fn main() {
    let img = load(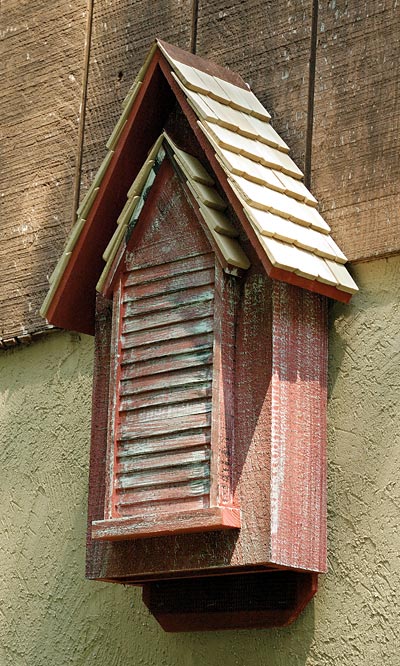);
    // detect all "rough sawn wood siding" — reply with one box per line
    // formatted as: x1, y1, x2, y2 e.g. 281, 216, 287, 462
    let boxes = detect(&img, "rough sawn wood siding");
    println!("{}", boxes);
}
3, 2, 399, 339
1, 0, 87, 343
